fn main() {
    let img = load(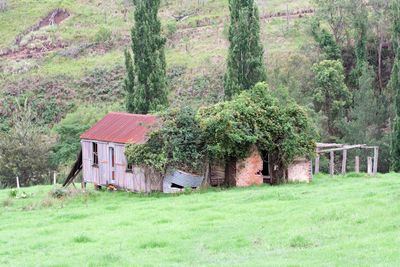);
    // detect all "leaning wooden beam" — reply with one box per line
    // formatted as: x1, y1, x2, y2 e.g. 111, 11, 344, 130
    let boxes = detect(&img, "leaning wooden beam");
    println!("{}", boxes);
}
341, 149, 347, 175
63, 149, 83, 187
373, 147, 379, 176
330, 151, 334, 177
316, 143, 344, 148
360, 145, 379, 149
